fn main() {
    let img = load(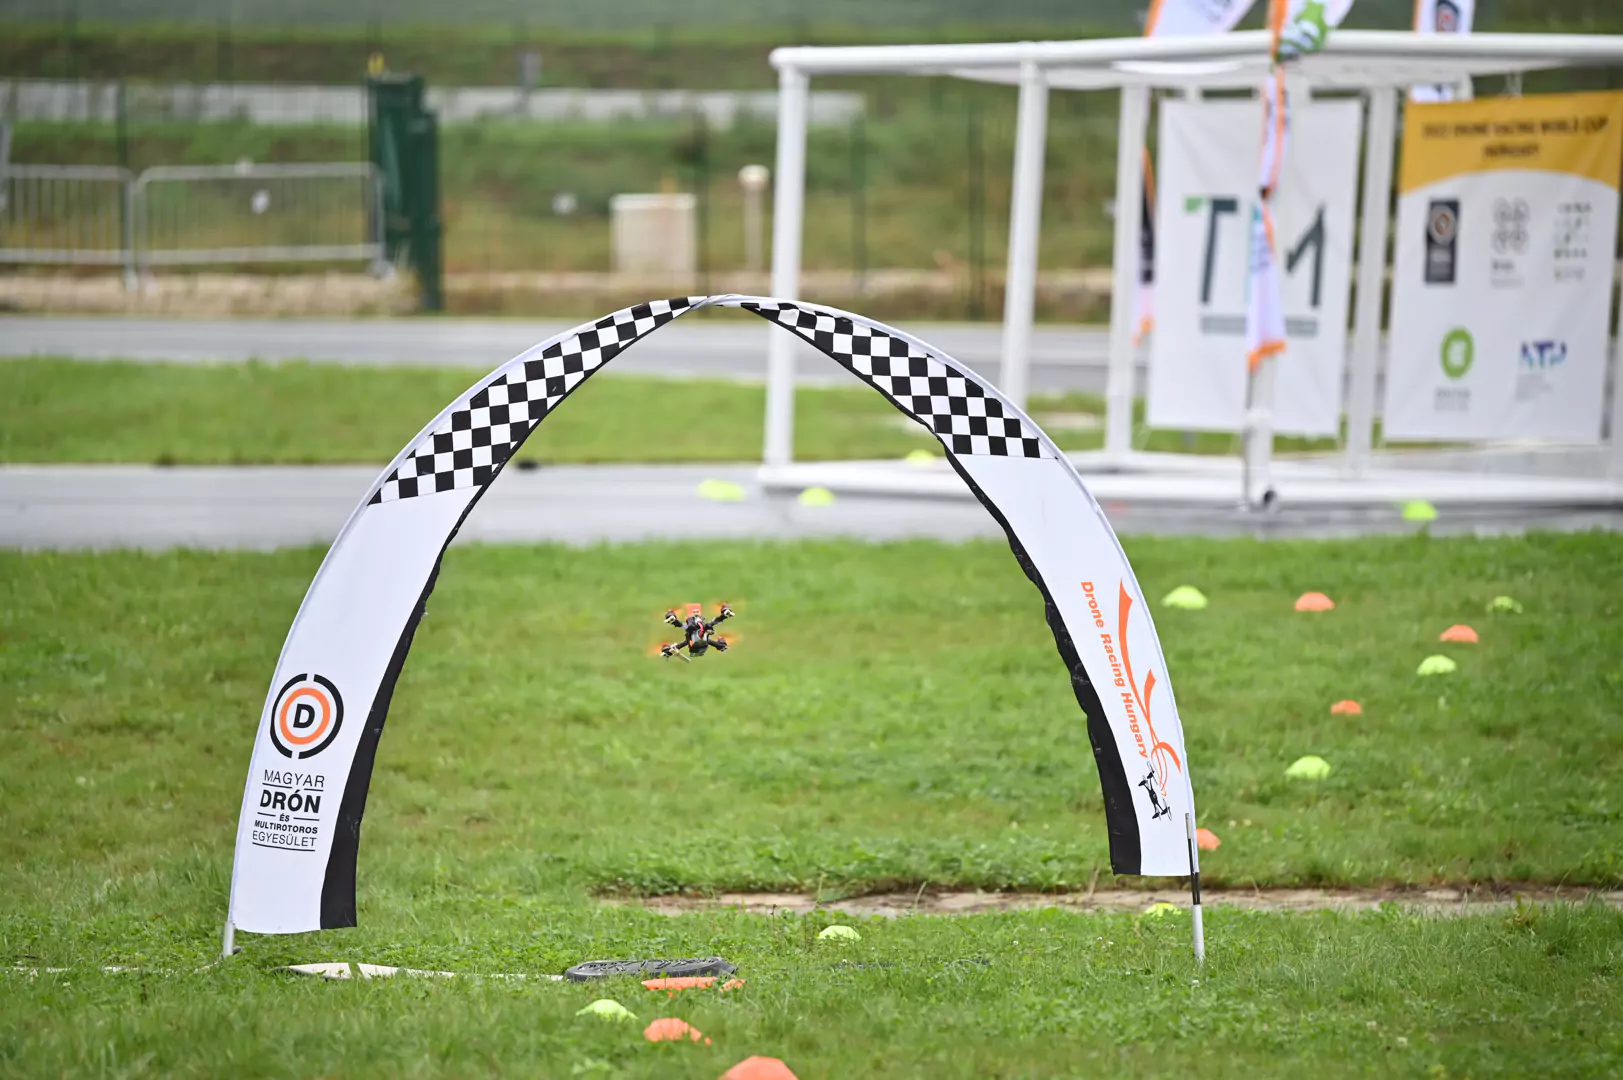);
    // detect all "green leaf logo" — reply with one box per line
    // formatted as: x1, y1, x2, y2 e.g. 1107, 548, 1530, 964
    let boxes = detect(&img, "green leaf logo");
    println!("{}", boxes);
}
1440, 328, 1474, 380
